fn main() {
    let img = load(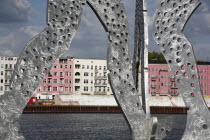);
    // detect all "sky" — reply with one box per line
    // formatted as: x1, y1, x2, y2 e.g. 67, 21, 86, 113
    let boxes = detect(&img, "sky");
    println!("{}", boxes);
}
0, 0, 210, 61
